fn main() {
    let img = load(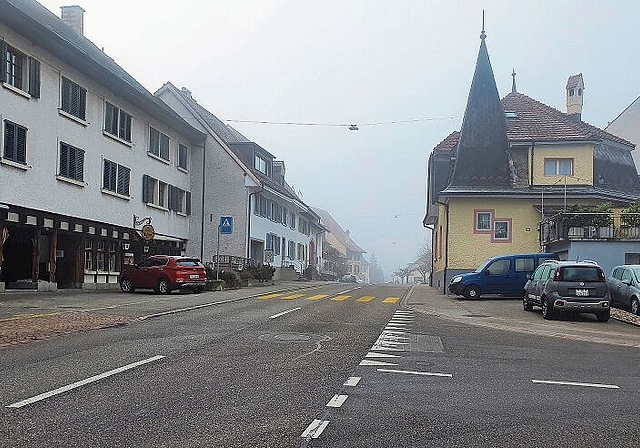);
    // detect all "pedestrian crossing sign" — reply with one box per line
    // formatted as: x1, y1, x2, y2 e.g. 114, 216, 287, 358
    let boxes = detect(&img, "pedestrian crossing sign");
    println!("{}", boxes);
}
220, 216, 233, 234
